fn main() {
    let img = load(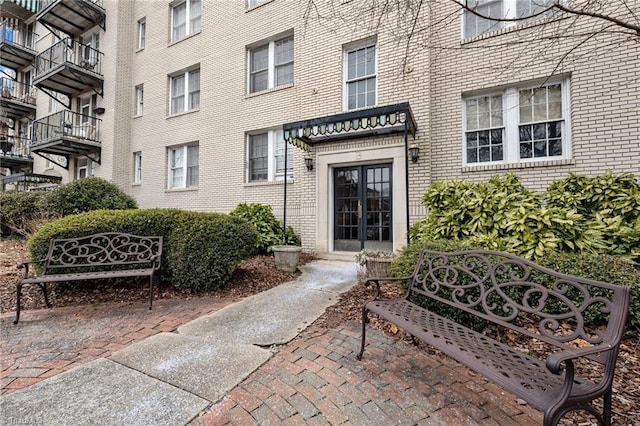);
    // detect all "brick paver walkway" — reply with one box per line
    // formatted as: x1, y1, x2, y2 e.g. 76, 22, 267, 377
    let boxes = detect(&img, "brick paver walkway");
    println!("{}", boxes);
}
2, 299, 542, 425
0, 297, 235, 396
190, 321, 541, 425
